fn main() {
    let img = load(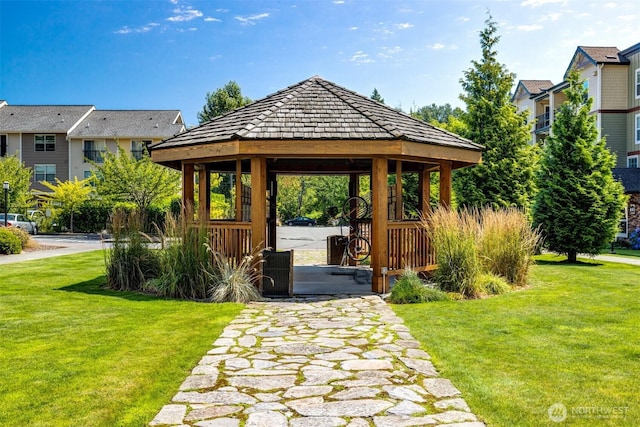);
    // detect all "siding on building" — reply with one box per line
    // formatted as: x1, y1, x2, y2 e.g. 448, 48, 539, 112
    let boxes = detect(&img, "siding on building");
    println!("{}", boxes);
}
20, 133, 70, 191
601, 65, 629, 110
601, 114, 629, 167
